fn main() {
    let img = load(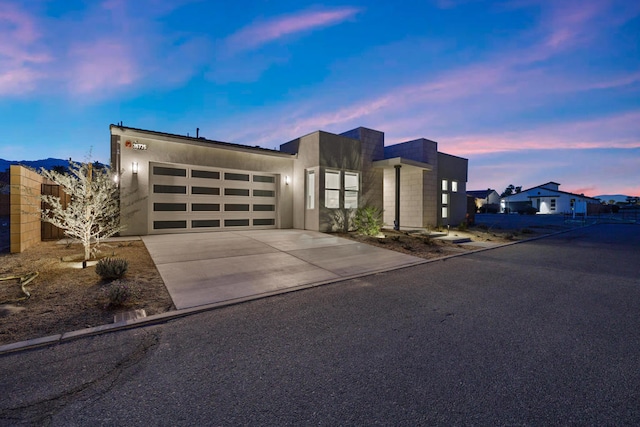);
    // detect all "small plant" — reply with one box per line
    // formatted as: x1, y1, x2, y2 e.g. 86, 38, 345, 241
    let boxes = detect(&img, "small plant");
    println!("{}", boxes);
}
103, 280, 138, 307
95, 257, 129, 280
457, 222, 468, 231
354, 206, 384, 236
